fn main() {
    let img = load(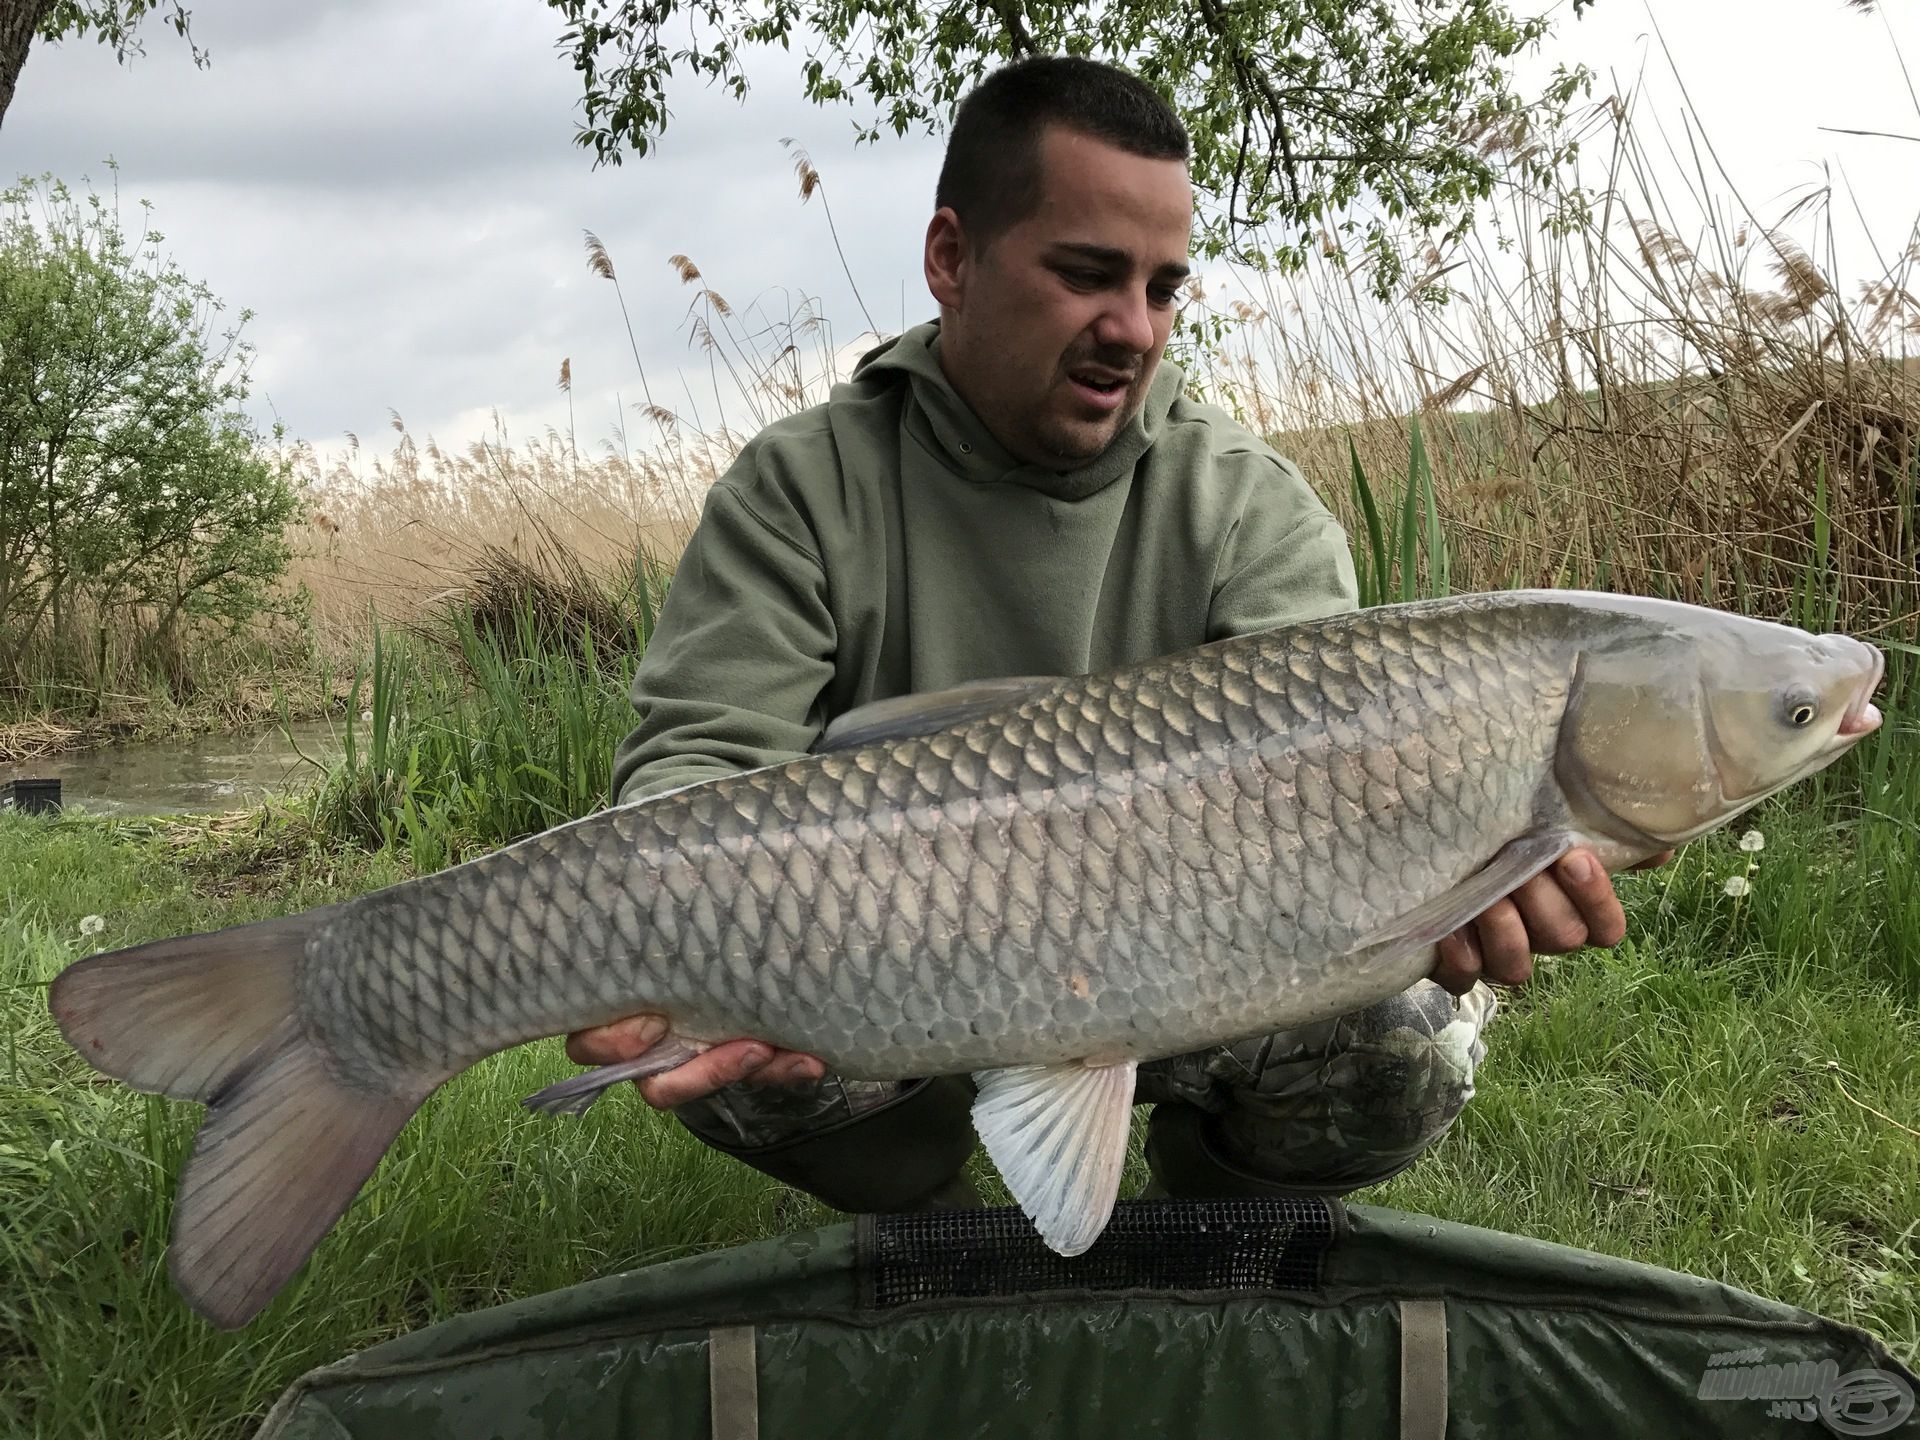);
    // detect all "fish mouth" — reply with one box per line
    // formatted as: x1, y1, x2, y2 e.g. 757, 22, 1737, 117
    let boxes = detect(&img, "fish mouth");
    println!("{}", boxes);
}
1837, 645, 1886, 739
